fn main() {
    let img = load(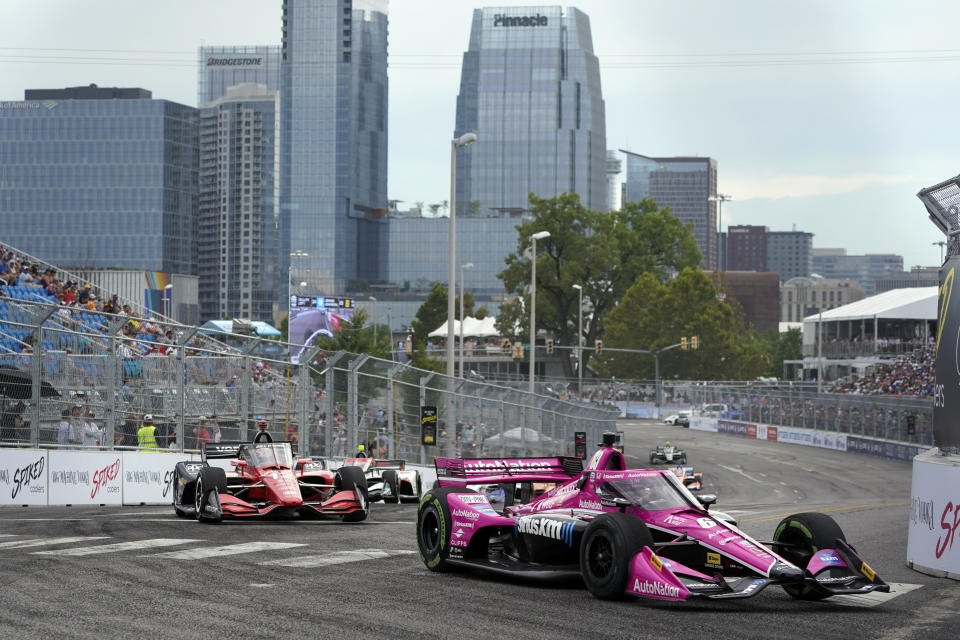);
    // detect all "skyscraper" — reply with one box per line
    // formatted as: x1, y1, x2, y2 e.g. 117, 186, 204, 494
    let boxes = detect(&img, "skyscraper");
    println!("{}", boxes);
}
198, 45, 282, 105
766, 231, 813, 282
0, 86, 198, 274
281, 0, 389, 294
198, 84, 281, 323
622, 152, 718, 270
454, 6, 607, 216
